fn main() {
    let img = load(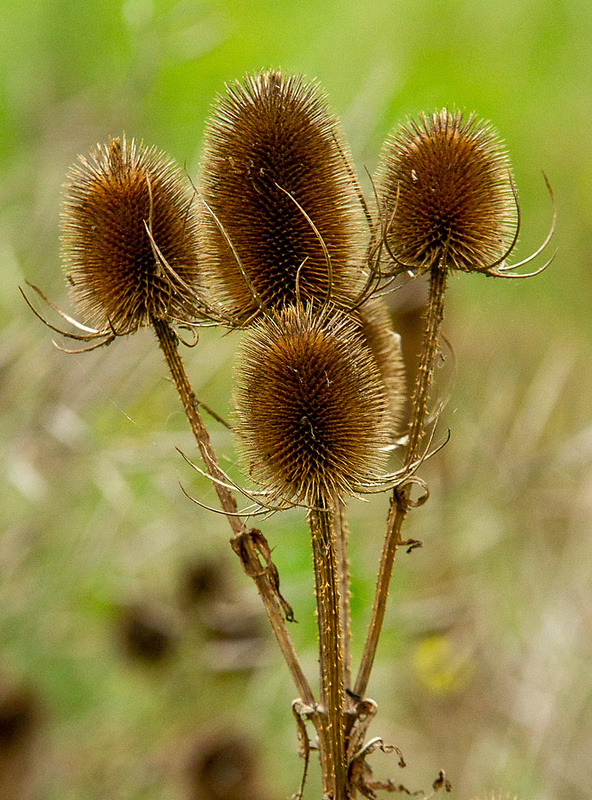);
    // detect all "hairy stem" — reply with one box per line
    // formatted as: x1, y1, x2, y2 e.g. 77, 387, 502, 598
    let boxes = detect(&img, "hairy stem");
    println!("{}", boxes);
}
334, 496, 352, 691
354, 264, 447, 699
310, 503, 349, 800
152, 316, 314, 706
